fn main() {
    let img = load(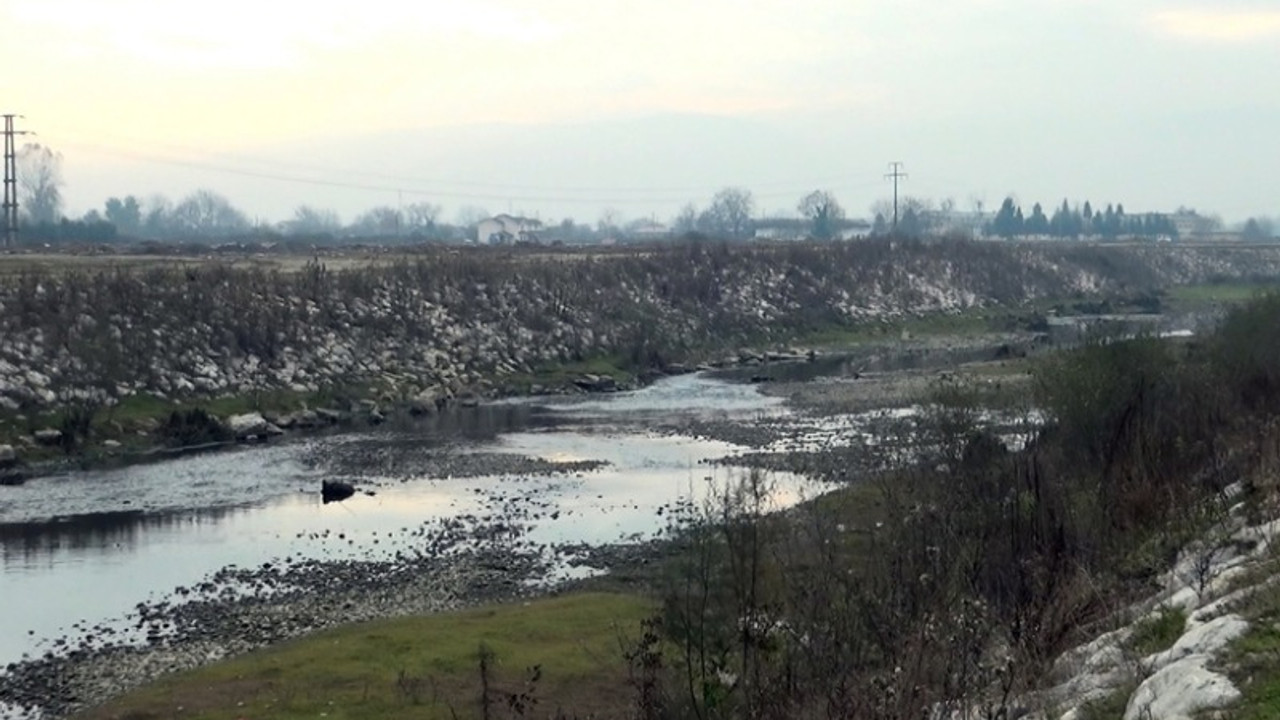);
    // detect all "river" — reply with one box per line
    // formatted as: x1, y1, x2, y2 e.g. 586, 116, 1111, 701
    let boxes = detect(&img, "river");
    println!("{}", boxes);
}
0, 372, 814, 676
